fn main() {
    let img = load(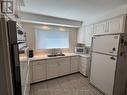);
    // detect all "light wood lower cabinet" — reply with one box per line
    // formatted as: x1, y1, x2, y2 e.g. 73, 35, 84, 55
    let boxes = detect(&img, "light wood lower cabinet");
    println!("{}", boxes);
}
31, 60, 47, 83
79, 56, 90, 77
70, 56, 79, 73
30, 55, 89, 83
58, 58, 70, 76
30, 57, 73, 83
46, 59, 59, 79
47, 58, 71, 79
